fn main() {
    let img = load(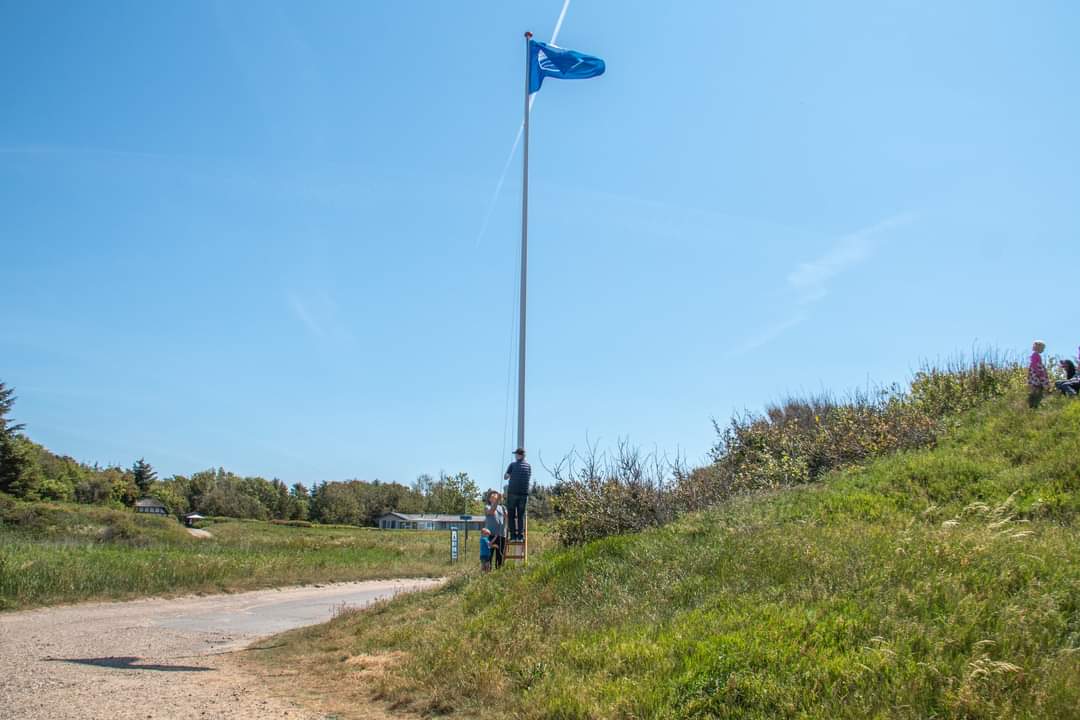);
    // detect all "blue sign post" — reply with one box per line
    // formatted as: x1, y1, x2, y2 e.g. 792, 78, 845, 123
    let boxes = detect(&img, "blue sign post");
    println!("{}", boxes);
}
460, 515, 472, 560
450, 528, 459, 563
